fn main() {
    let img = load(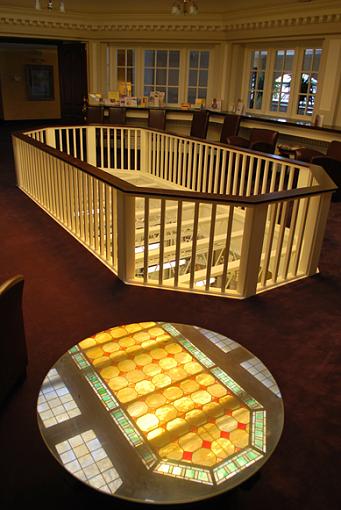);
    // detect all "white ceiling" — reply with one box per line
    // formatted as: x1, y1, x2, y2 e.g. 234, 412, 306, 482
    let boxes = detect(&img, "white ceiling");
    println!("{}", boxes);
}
1, 0, 316, 15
